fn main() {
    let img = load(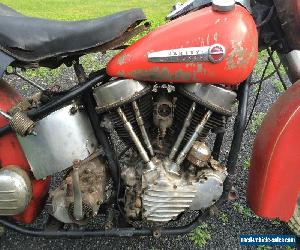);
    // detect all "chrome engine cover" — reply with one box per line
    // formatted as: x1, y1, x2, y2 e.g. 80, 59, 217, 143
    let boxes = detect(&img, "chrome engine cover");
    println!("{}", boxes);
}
178, 83, 237, 115
142, 158, 227, 222
94, 79, 151, 112
0, 167, 32, 215
142, 159, 196, 222
18, 104, 98, 180
190, 162, 227, 210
